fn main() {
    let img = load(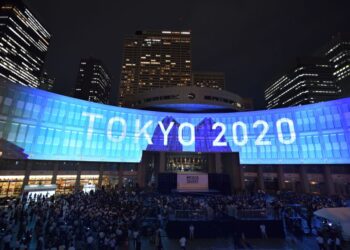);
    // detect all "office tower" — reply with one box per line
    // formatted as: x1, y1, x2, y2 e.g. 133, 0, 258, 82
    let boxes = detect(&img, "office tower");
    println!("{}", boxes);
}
265, 57, 341, 109
39, 70, 55, 91
322, 33, 350, 97
119, 30, 192, 106
192, 72, 225, 90
73, 57, 112, 104
0, 0, 51, 88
